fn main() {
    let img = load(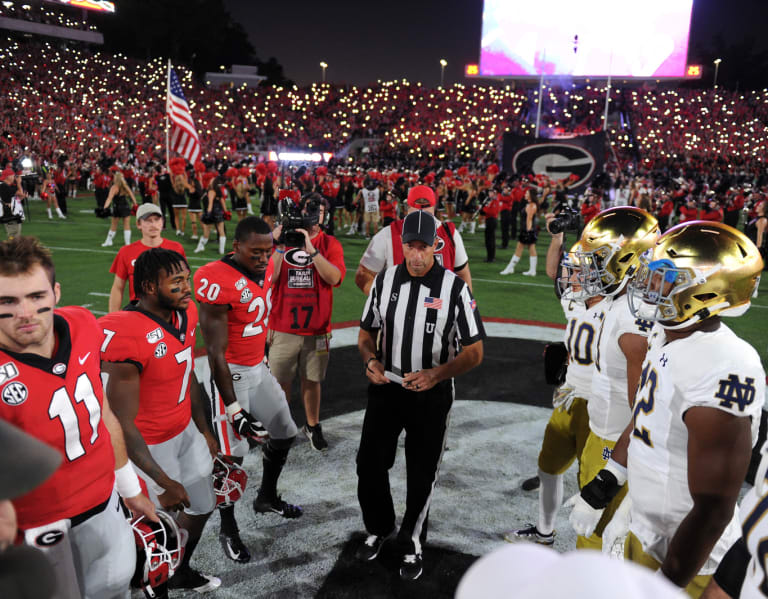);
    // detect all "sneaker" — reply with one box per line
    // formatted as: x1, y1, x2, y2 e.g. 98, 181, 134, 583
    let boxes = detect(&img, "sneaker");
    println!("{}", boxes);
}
253, 492, 303, 519
522, 270, 536, 276
219, 531, 251, 563
167, 567, 221, 593
101, 240, 113, 247
399, 553, 423, 581
499, 265, 514, 275
303, 423, 328, 452
355, 533, 391, 562
191, 234, 199, 240
521, 475, 540, 491
503, 524, 554, 546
